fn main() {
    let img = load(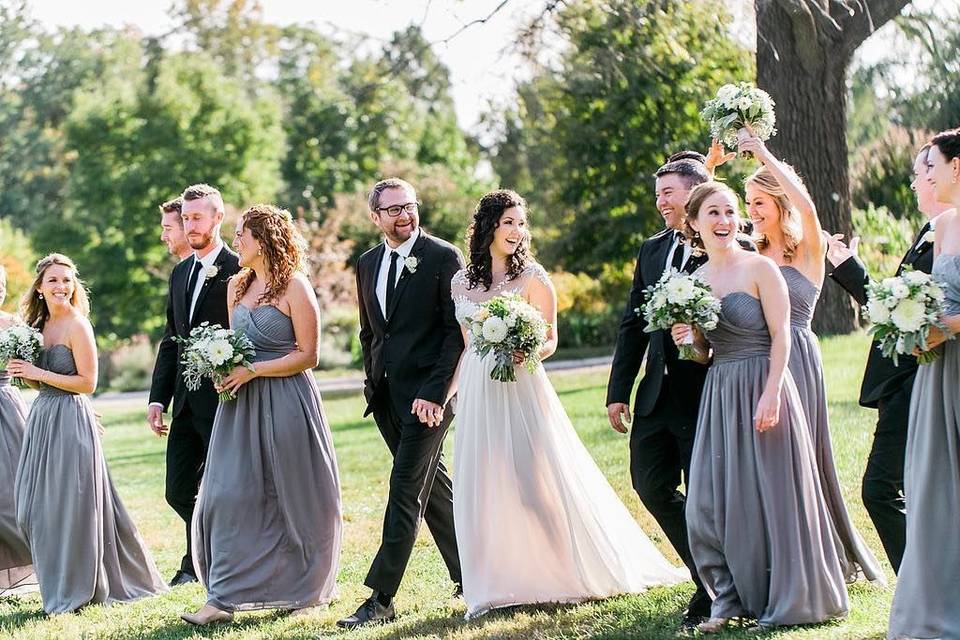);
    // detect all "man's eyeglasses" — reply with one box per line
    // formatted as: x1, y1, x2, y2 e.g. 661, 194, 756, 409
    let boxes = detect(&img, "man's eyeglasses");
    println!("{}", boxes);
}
376, 202, 420, 217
